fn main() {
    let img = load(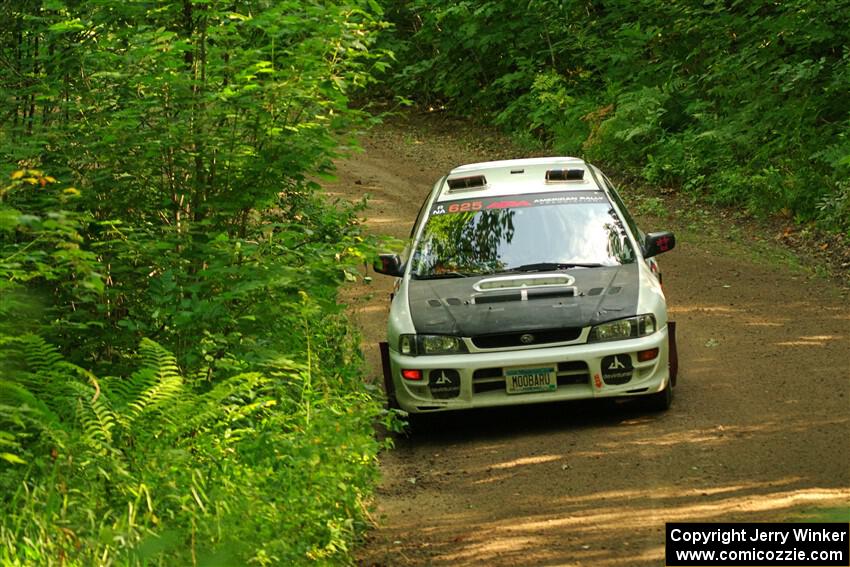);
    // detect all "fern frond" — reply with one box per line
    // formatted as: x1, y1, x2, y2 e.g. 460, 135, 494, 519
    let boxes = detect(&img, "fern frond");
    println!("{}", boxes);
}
125, 370, 182, 426
103, 370, 156, 416
177, 372, 266, 433
65, 381, 116, 449
0, 380, 59, 424
16, 334, 65, 375
0, 386, 67, 448
3, 335, 84, 425
118, 339, 184, 429
139, 338, 181, 379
